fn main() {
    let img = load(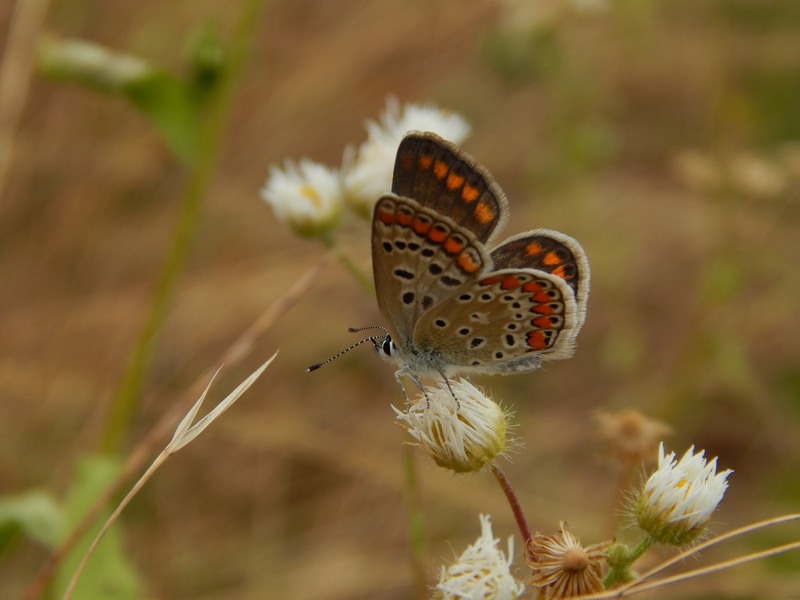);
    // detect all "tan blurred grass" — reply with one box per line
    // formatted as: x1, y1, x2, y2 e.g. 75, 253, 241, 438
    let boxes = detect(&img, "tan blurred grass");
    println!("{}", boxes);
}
2, 0, 800, 598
